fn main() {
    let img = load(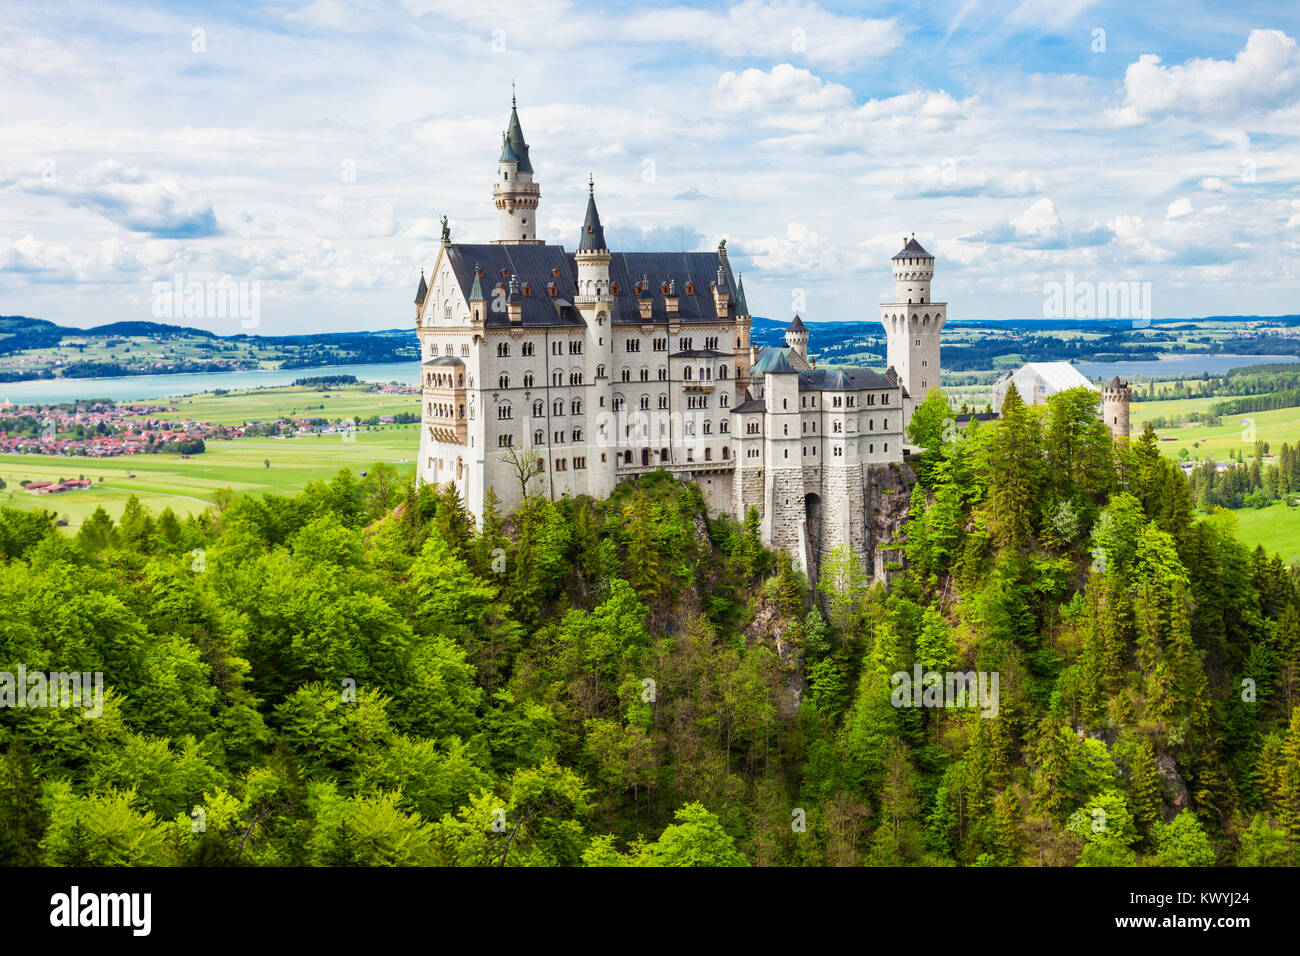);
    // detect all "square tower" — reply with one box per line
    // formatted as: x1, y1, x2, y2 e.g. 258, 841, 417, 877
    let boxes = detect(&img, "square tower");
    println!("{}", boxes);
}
881, 235, 945, 429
